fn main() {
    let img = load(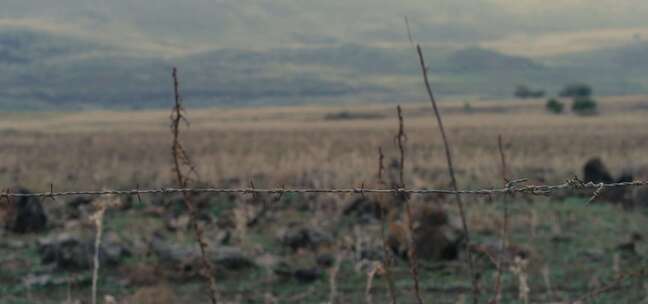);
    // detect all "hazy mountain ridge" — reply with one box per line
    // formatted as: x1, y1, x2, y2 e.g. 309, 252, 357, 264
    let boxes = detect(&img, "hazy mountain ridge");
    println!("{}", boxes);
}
2, 28, 648, 110
0, 28, 110, 65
